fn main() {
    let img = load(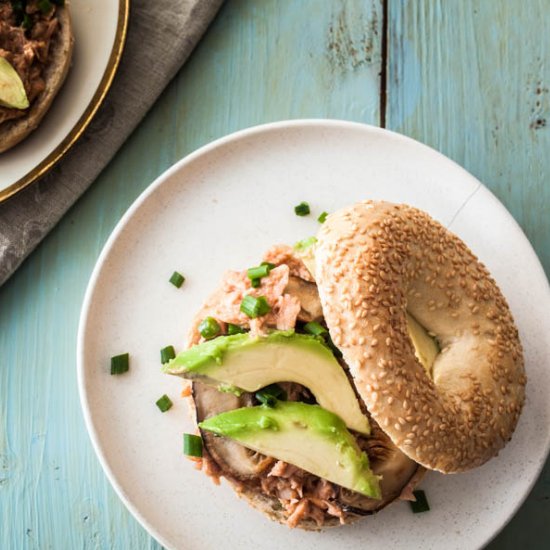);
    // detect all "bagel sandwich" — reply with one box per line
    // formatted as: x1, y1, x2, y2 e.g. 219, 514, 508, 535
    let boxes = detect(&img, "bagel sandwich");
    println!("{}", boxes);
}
164, 200, 526, 529
0, 0, 74, 153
